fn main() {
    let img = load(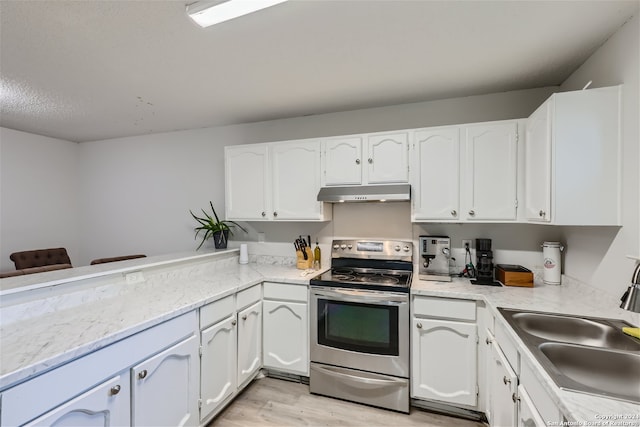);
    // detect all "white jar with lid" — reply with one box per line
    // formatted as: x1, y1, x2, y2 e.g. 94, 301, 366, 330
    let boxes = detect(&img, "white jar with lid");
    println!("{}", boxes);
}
542, 241, 564, 285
